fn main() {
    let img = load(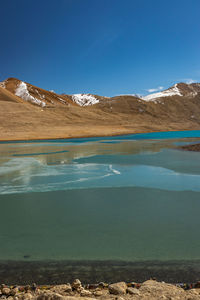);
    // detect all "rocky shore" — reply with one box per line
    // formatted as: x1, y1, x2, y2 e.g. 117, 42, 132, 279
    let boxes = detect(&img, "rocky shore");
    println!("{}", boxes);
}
1, 279, 200, 300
